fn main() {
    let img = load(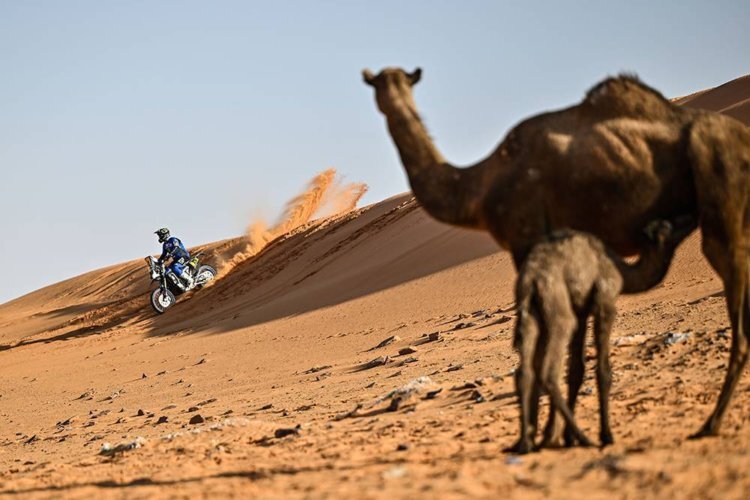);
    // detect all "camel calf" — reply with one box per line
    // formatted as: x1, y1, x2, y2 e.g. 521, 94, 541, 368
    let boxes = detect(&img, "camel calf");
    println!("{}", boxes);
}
509, 220, 689, 454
